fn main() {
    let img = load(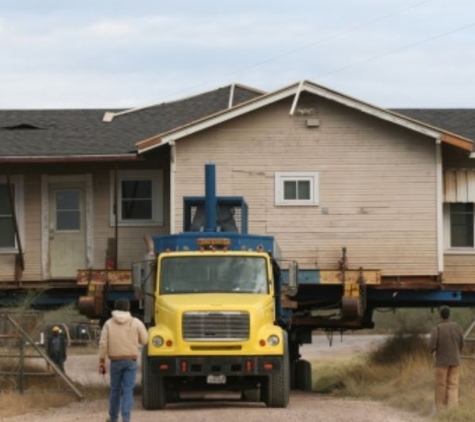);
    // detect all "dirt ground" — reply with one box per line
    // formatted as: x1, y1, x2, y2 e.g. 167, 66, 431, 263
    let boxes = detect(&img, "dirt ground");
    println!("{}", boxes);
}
1, 335, 430, 422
